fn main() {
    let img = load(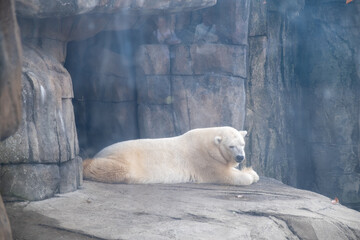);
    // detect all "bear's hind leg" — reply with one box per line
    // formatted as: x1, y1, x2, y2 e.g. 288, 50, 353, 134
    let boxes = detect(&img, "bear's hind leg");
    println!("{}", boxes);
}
83, 158, 129, 183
